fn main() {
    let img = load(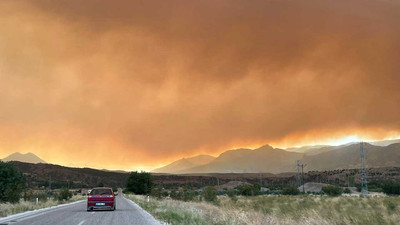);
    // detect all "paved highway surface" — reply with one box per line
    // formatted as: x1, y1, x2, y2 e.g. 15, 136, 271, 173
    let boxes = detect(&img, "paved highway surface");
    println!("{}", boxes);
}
0, 195, 161, 225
